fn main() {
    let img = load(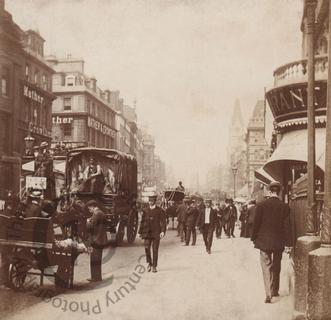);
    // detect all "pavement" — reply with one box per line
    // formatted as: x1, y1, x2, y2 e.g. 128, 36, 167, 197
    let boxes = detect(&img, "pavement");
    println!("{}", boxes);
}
0, 228, 293, 320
